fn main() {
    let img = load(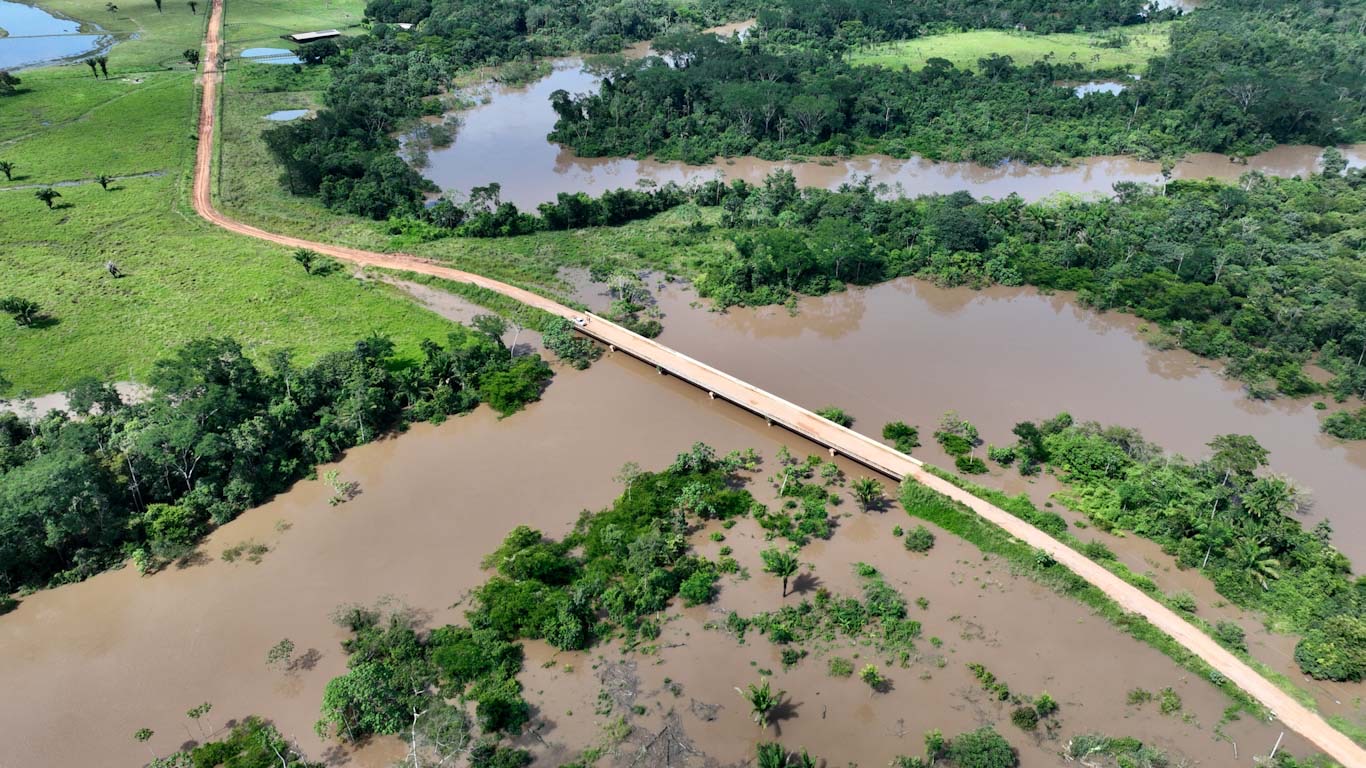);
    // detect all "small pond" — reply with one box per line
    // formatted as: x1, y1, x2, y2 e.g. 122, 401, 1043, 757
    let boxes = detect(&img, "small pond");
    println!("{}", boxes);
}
1072, 80, 1128, 97
264, 108, 309, 121
240, 47, 300, 65
0, 0, 110, 70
